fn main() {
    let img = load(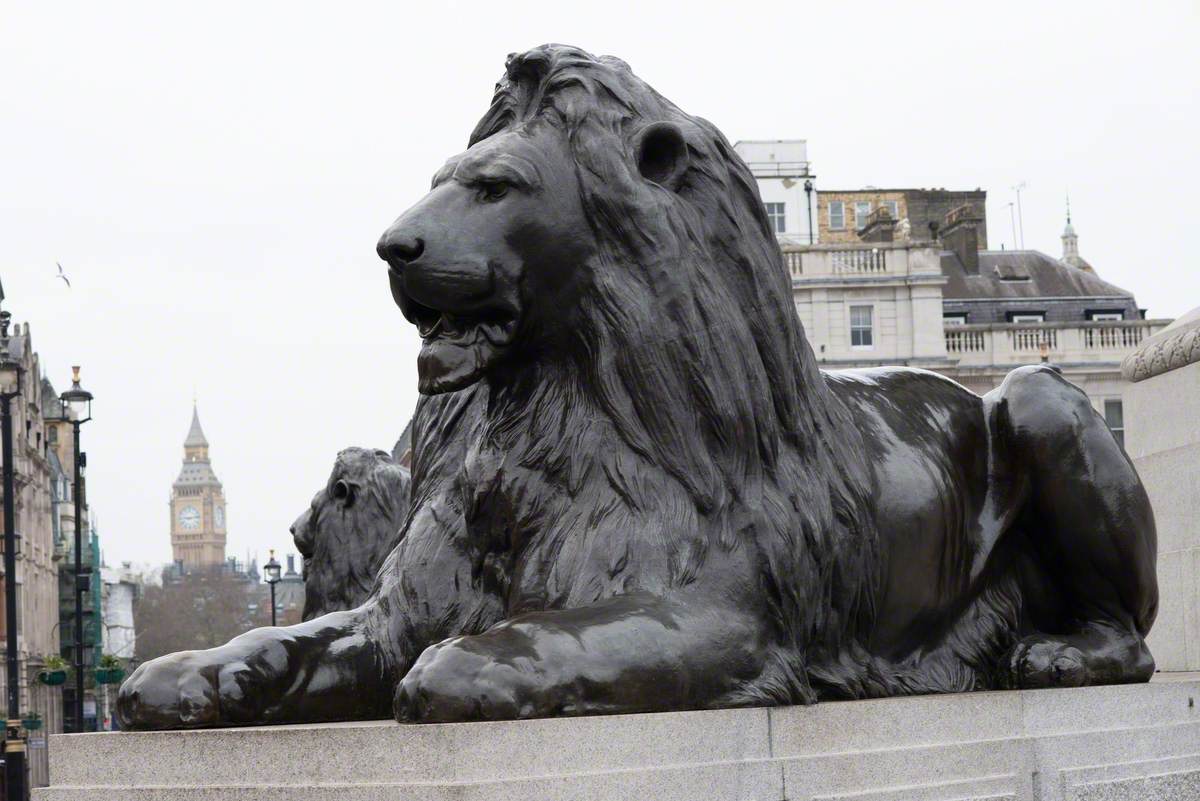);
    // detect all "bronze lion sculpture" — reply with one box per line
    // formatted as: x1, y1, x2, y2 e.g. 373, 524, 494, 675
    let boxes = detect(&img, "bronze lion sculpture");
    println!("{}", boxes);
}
291, 447, 411, 620
118, 44, 1156, 729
